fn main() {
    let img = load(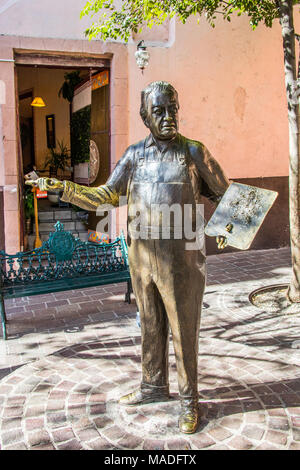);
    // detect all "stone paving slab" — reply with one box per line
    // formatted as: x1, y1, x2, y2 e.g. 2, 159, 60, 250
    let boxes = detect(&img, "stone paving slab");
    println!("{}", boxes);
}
0, 246, 300, 450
